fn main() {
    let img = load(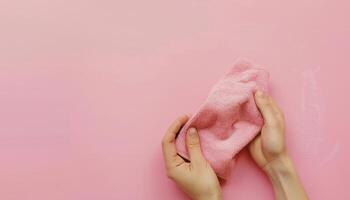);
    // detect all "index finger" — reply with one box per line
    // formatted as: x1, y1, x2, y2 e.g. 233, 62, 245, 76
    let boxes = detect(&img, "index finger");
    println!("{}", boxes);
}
255, 91, 285, 128
255, 91, 278, 125
162, 115, 189, 168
